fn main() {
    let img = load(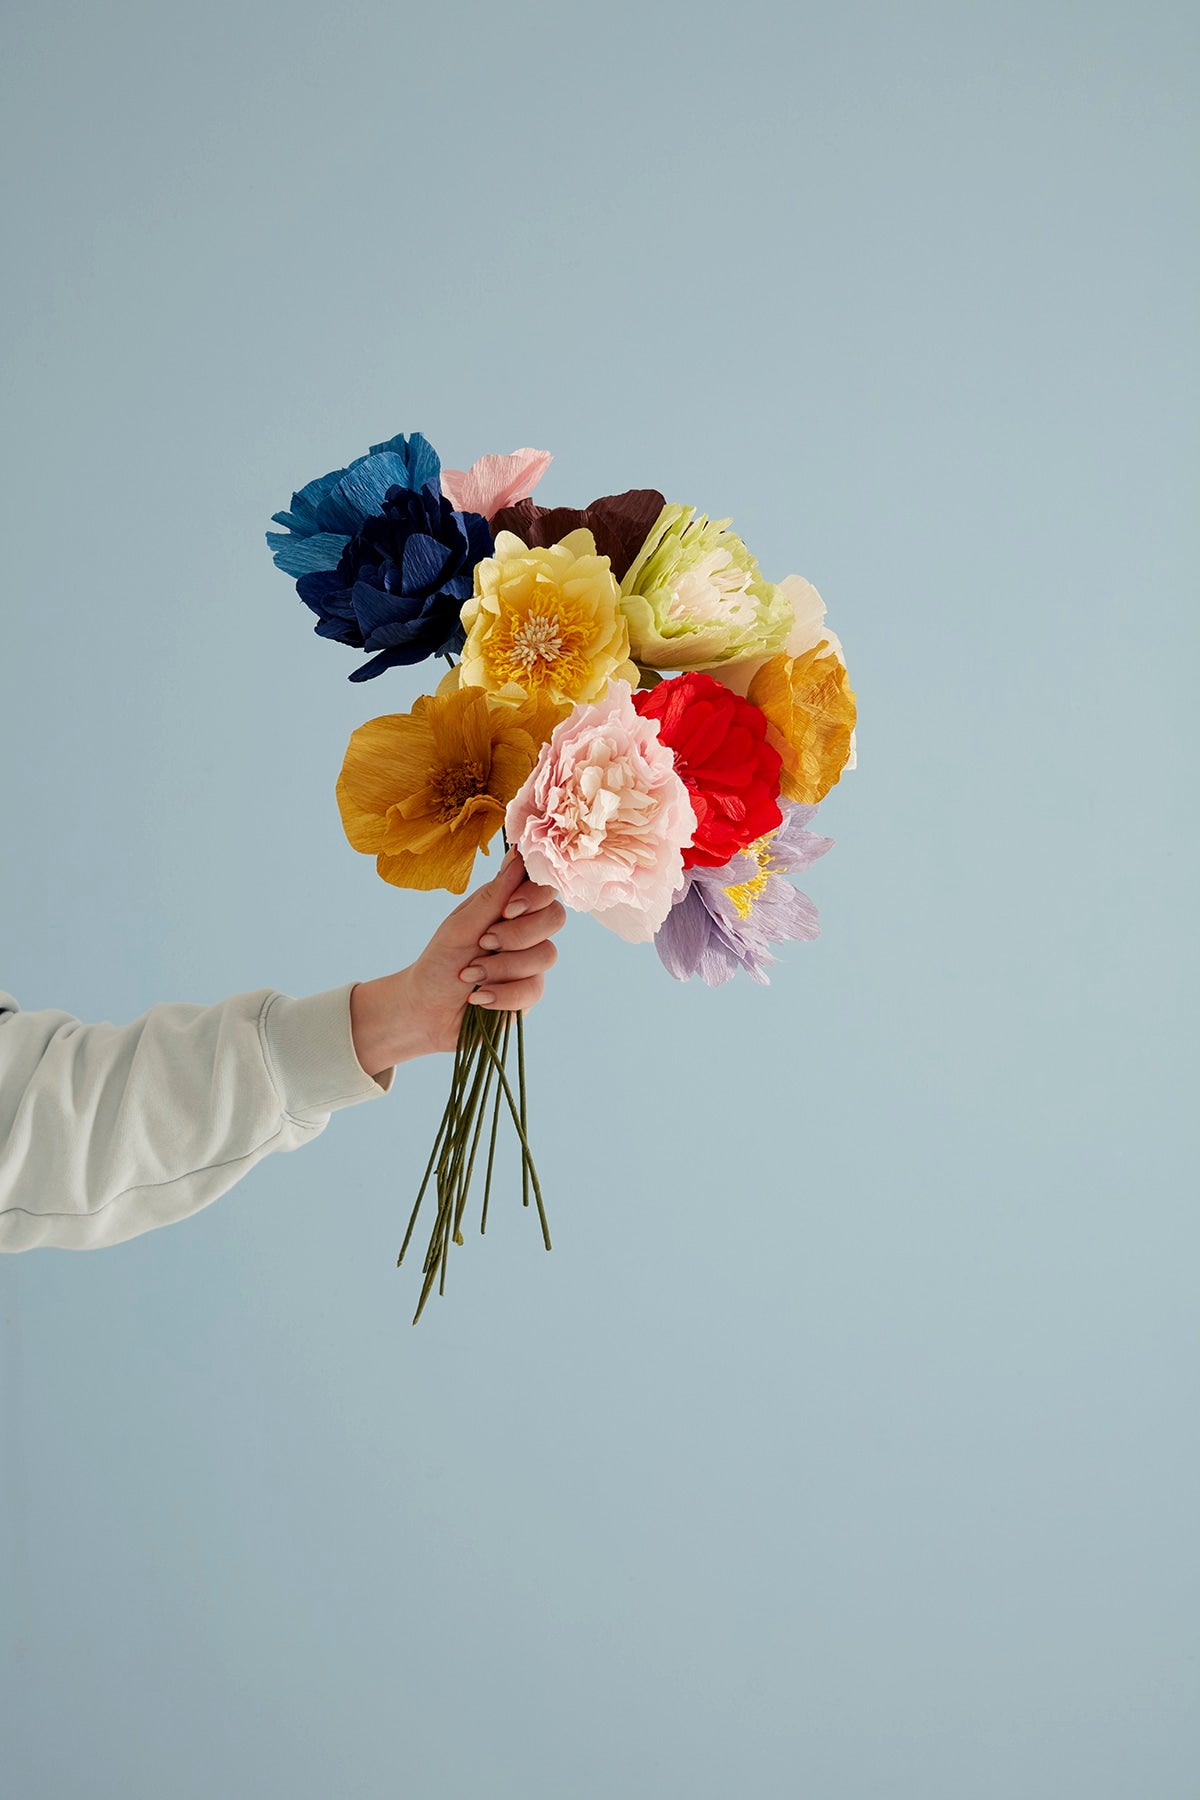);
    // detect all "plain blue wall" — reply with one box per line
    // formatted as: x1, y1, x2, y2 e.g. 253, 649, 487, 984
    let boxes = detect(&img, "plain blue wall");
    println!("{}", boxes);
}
2, 2, 1196, 1795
